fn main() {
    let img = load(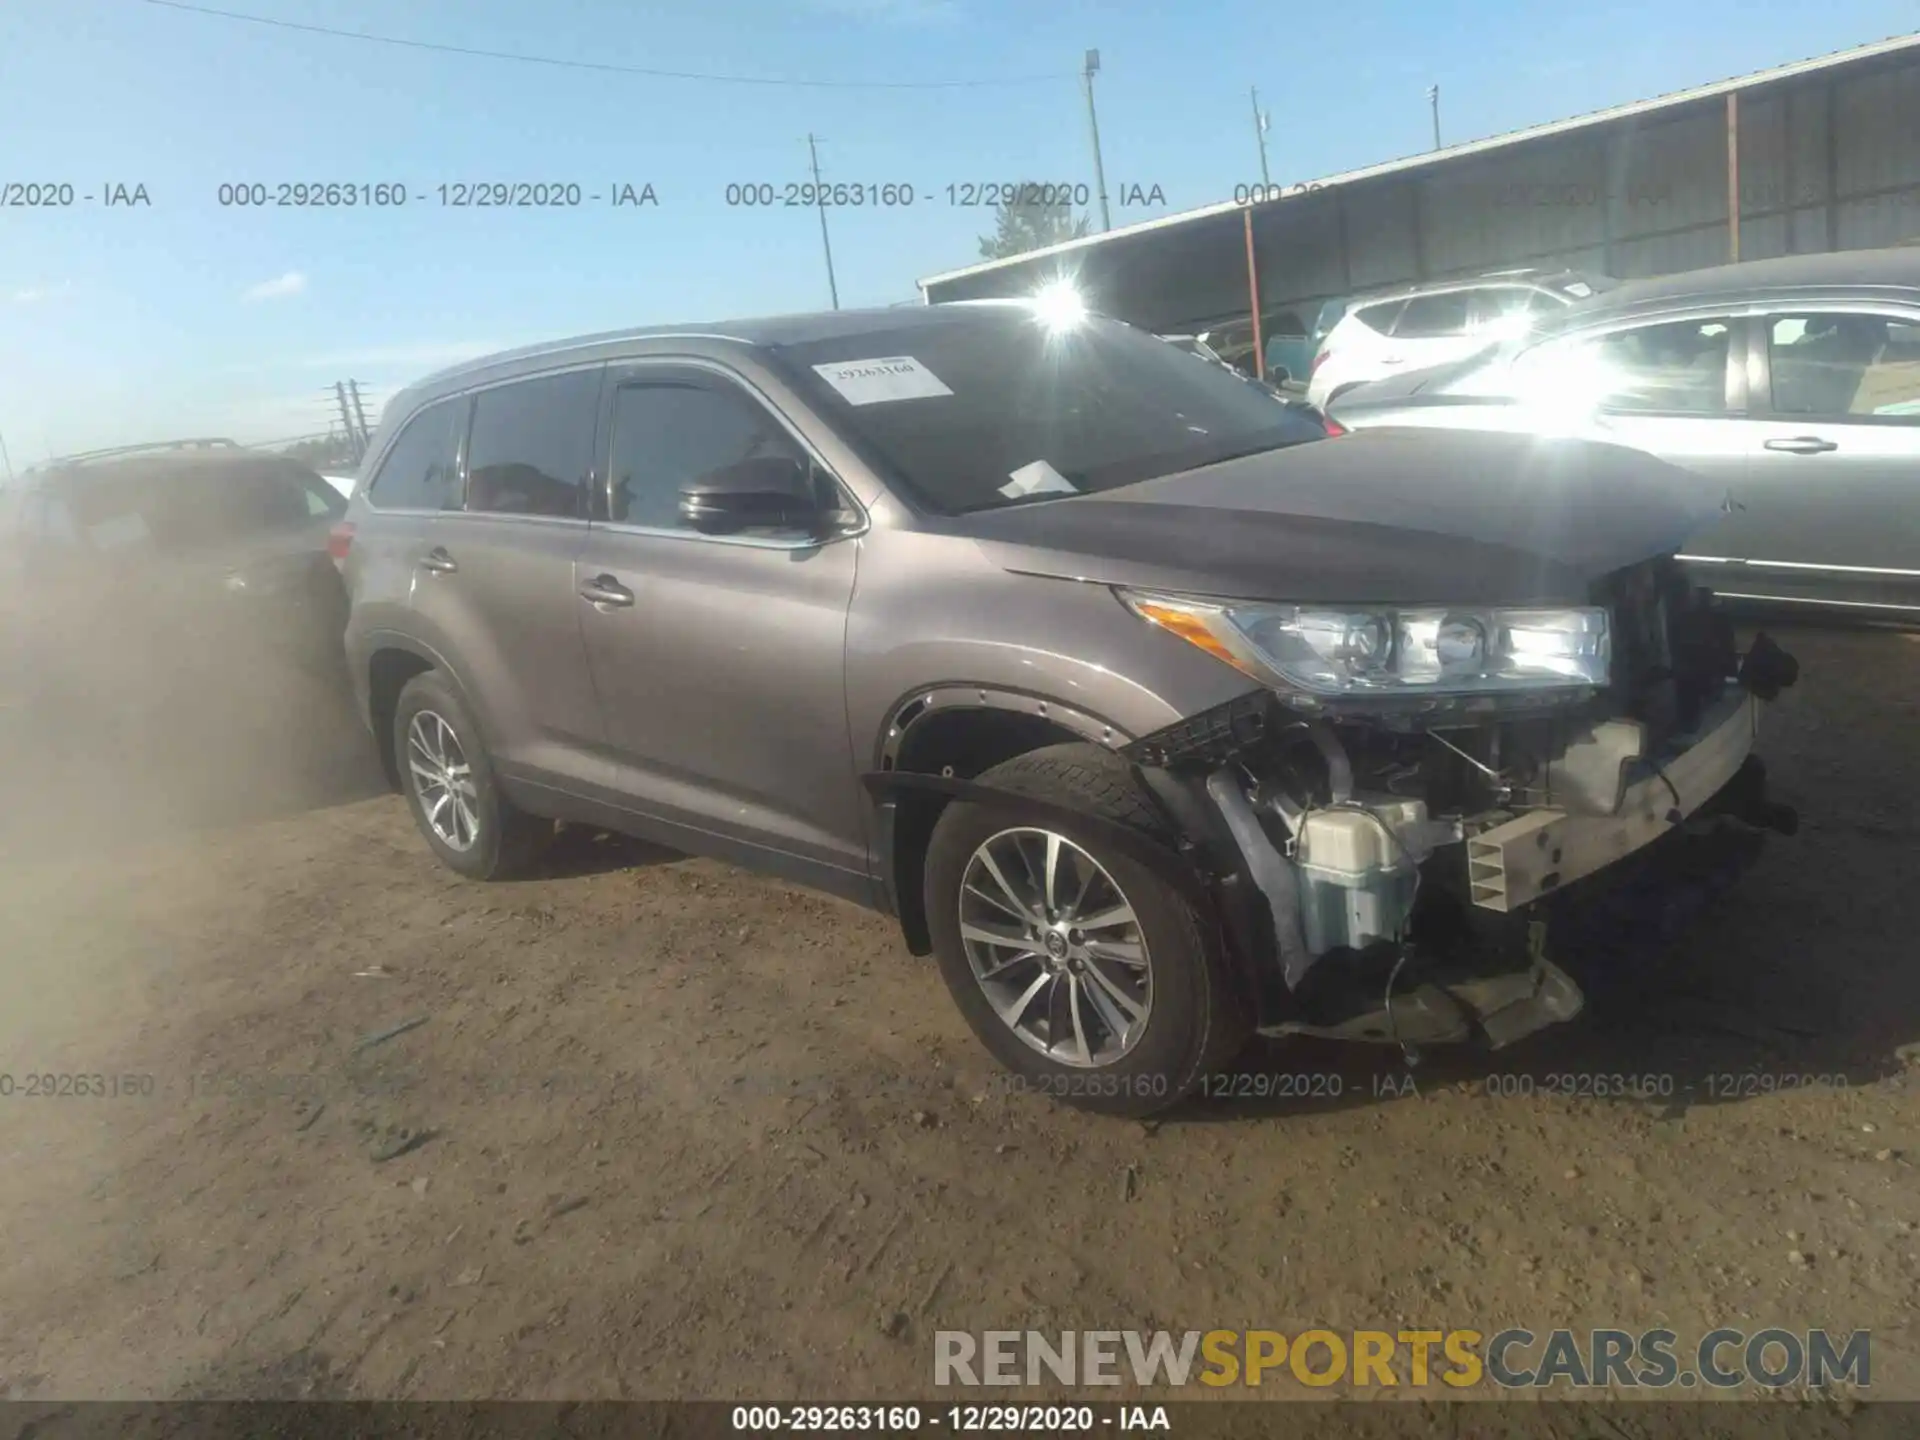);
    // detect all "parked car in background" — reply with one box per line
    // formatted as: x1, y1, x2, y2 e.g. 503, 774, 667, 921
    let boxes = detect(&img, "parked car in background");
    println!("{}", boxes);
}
1265, 297, 1350, 389
1162, 331, 1339, 433
1326, 248, 1920, 616
338, 298, 1797, 1116
1306, 268, 1614, 410
0, 439, 351, 738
